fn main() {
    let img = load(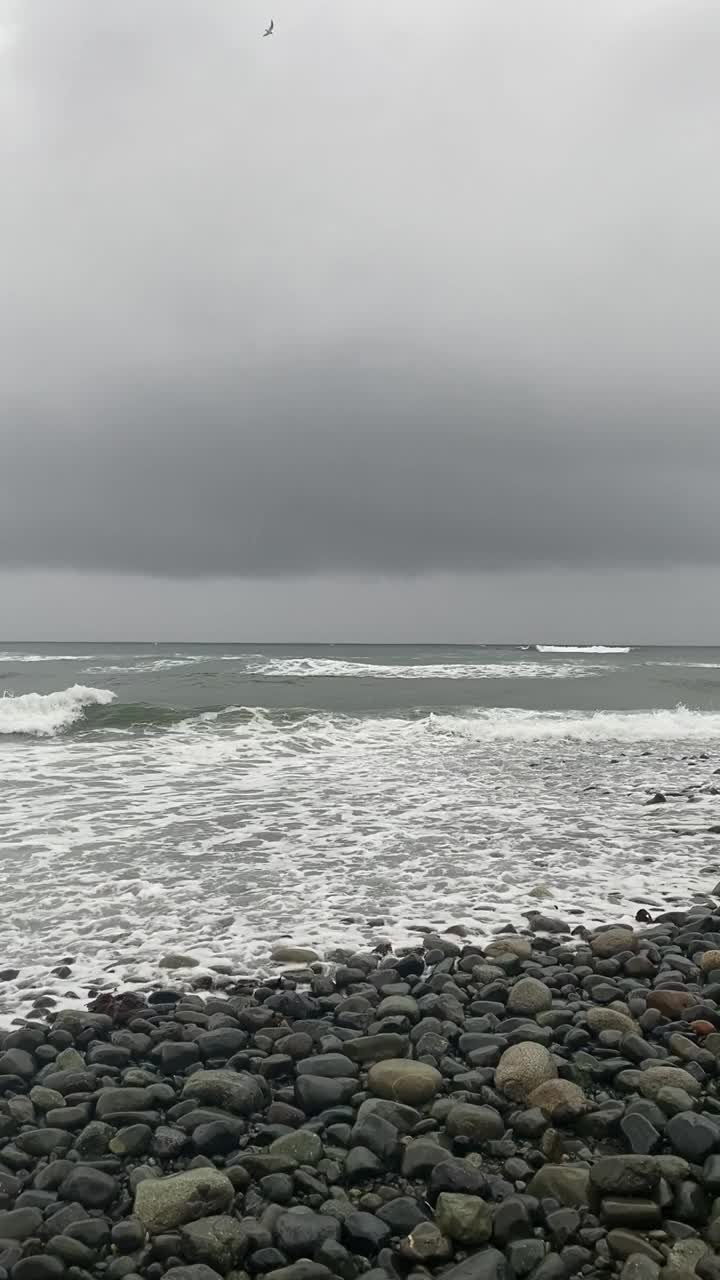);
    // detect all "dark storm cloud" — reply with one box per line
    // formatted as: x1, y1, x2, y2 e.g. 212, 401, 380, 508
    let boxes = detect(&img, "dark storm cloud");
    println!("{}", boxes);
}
2, 0, 720, 579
